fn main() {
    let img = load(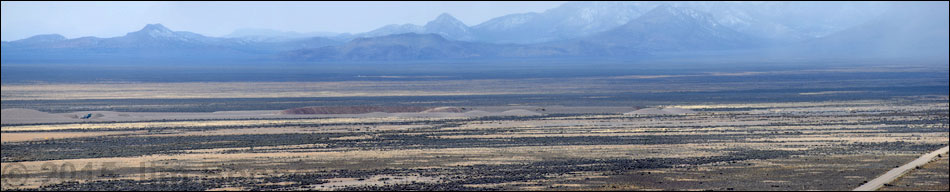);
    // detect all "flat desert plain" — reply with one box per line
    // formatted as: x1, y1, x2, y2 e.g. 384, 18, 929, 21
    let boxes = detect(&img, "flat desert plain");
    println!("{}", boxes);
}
2, 98, 947, 190
2, 67, 948, 191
